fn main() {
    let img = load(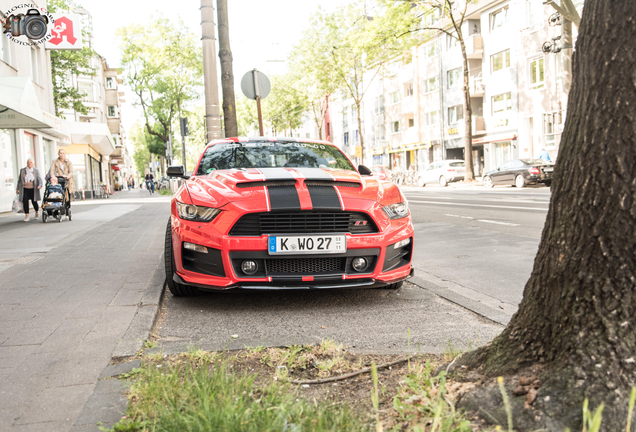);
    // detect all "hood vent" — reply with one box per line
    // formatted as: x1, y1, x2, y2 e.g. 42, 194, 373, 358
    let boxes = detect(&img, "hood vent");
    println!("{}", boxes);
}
305, 180, 361, 188
236, 180, 296, 188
